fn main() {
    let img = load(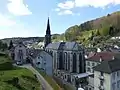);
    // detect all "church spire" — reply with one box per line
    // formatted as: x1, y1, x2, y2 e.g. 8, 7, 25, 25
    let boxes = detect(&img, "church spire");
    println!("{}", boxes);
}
44, 17, 51, 47
46, 17, 51, 35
